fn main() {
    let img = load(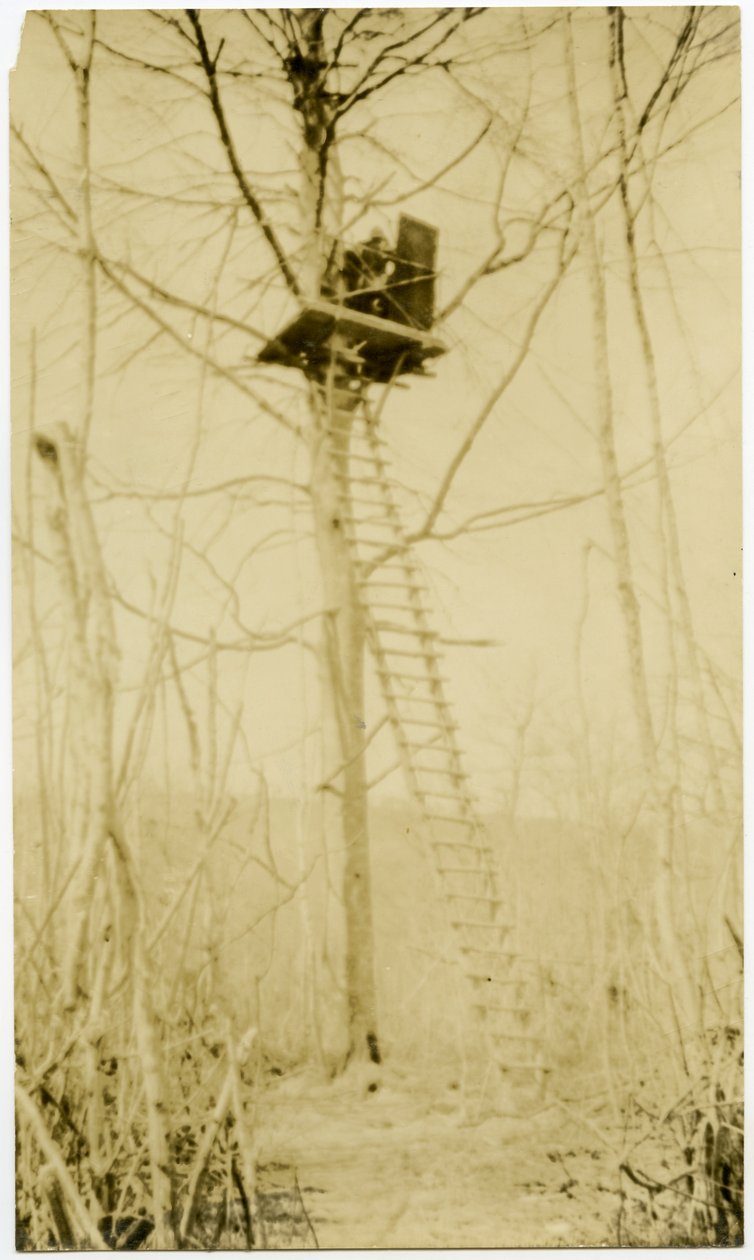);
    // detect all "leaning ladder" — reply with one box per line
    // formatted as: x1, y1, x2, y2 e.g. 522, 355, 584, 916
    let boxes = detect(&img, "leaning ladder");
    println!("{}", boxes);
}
316, 358, 542, 1077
